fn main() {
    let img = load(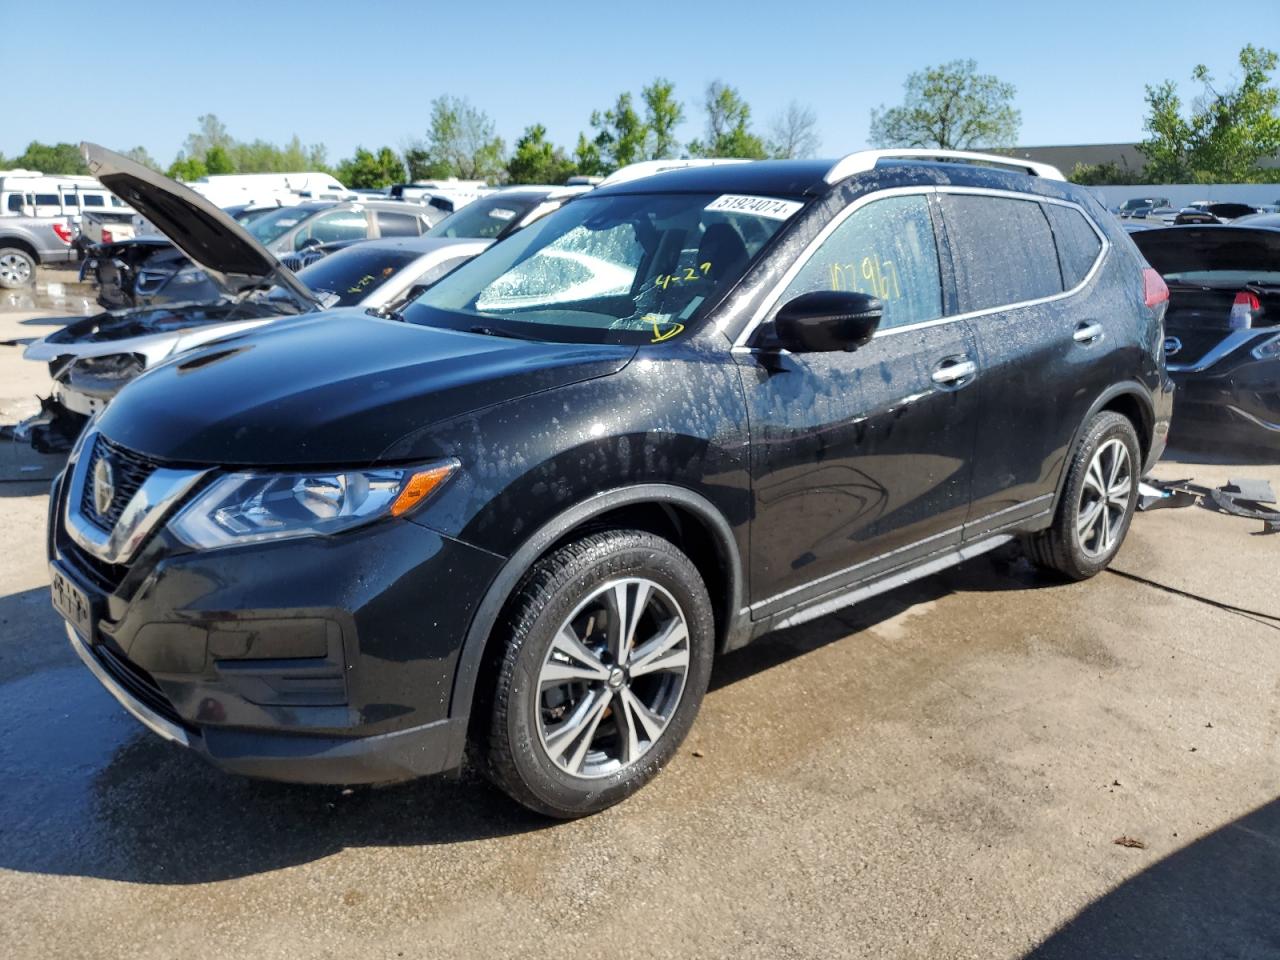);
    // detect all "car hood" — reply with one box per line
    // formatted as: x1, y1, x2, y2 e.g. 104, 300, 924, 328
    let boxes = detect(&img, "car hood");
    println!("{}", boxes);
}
23, 301, 288, 360
95, 311, 636, 465
1131, 225, 1280, 276
80, 142, 318, 307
